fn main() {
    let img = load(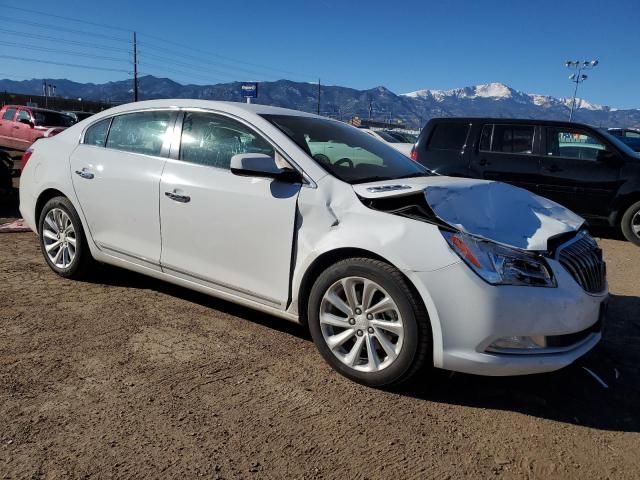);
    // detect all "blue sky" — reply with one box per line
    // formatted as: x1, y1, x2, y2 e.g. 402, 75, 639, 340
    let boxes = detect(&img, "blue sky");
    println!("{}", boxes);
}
0, 0, 638, 108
